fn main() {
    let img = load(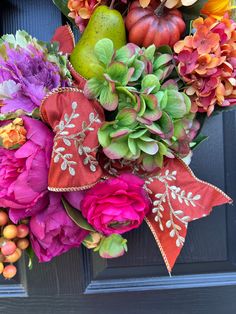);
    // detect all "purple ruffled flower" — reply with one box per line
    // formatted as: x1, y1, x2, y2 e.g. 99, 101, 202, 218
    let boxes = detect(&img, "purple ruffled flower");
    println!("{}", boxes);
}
30, 193, 88, 262
0, 44, 69, 113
